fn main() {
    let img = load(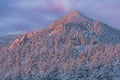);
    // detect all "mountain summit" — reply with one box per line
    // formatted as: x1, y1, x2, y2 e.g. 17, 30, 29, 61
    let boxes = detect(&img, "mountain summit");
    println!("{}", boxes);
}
0, 10, 120, 80
64, 10, 86, 18
48, 10, 120, 44
48, 10, 92, 29
66, 10, 81, 16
